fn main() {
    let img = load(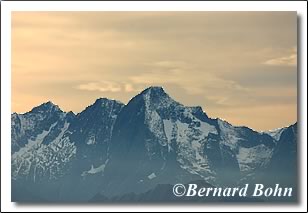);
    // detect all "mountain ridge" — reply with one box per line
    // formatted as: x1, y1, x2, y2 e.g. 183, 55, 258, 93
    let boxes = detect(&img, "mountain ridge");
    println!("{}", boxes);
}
11, 86, 297, 202
12, 86, 295, 132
